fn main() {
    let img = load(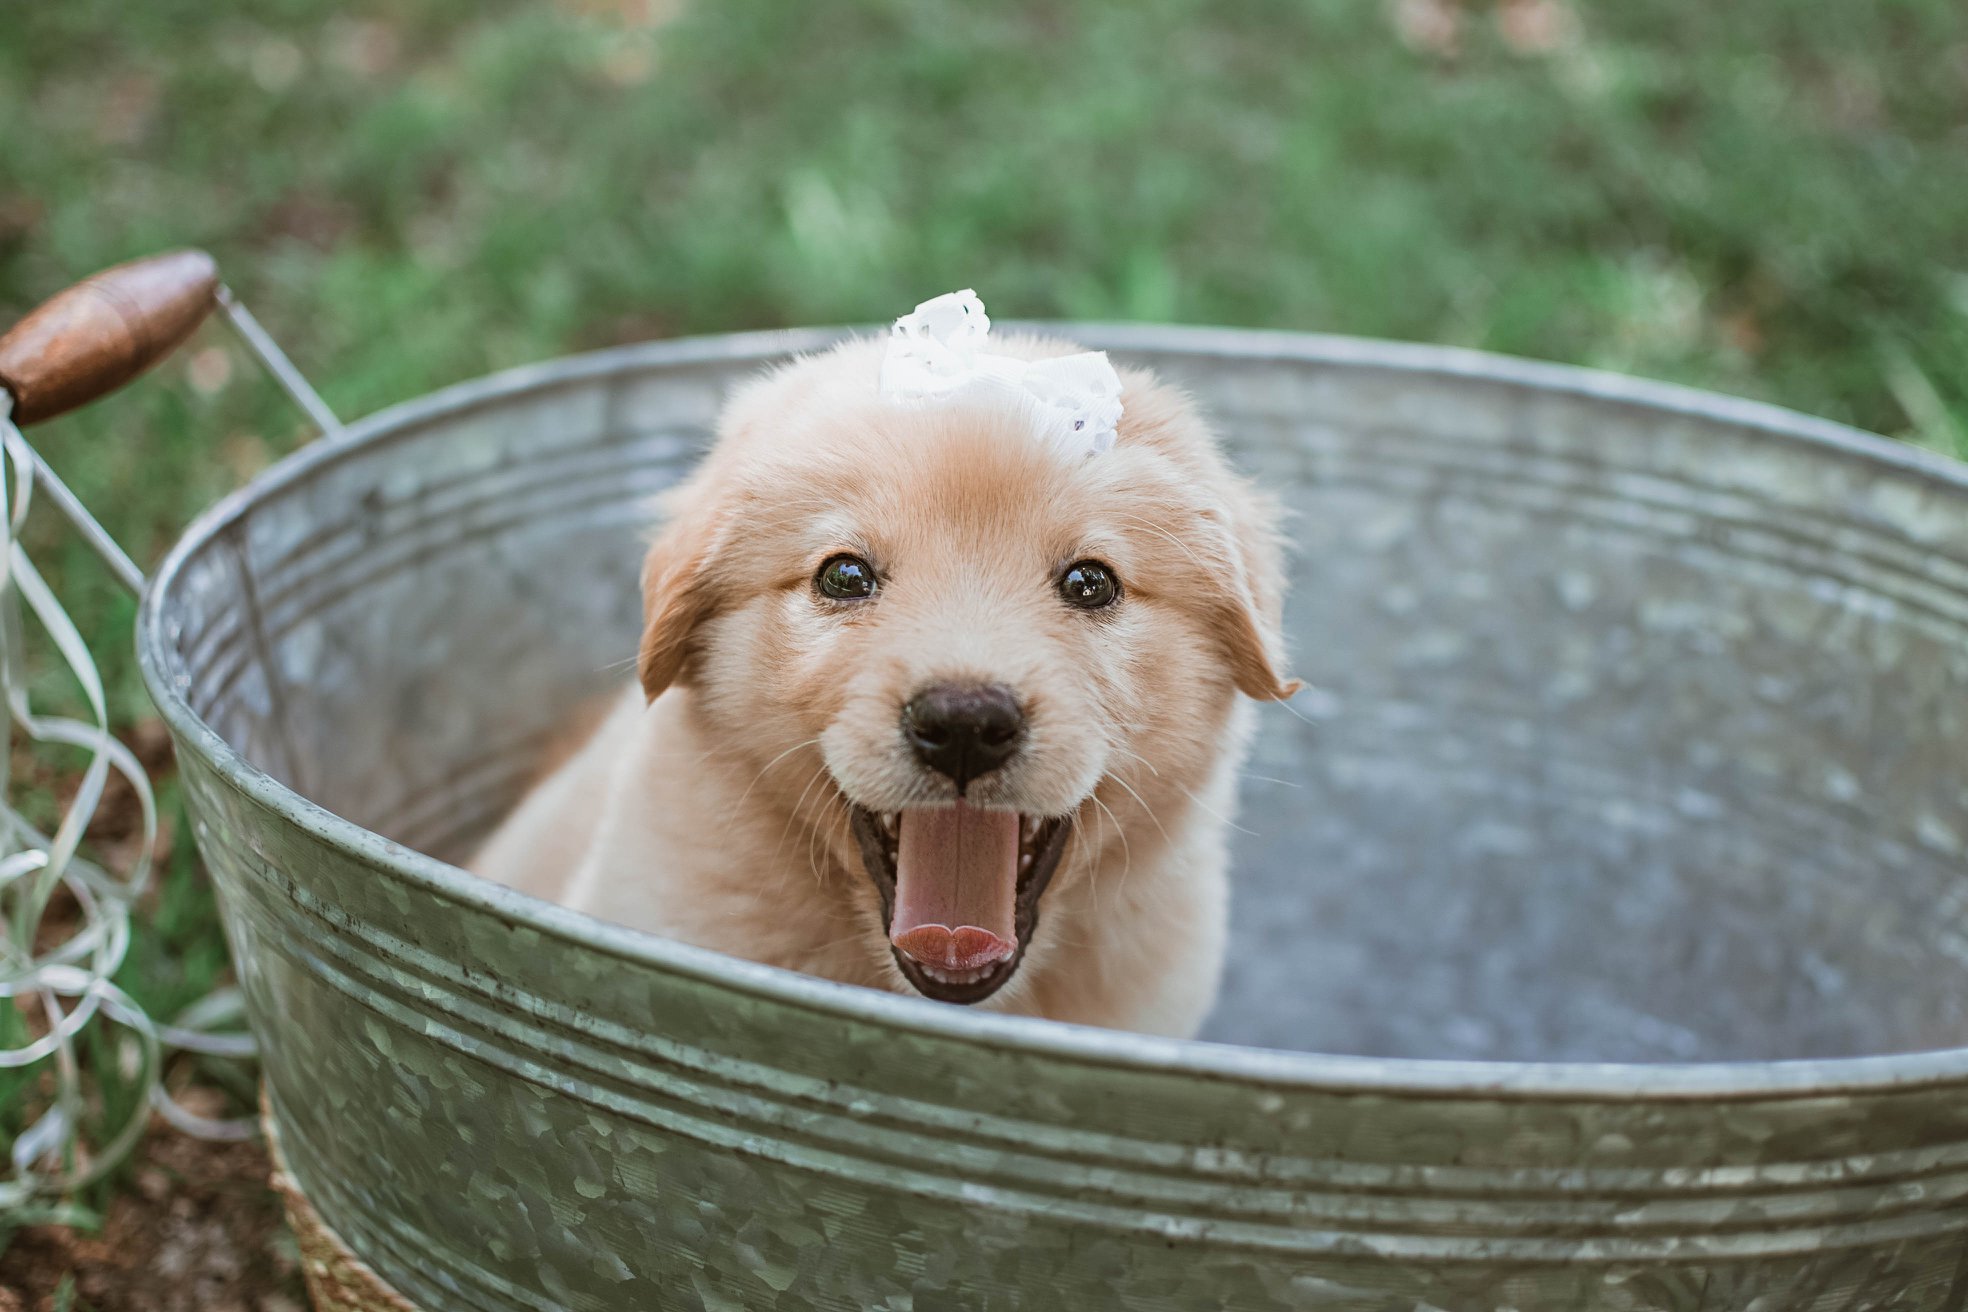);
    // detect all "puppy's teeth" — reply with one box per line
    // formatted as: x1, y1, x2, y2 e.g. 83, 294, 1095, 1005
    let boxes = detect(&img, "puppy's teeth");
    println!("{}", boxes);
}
924, 963, 993, 986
